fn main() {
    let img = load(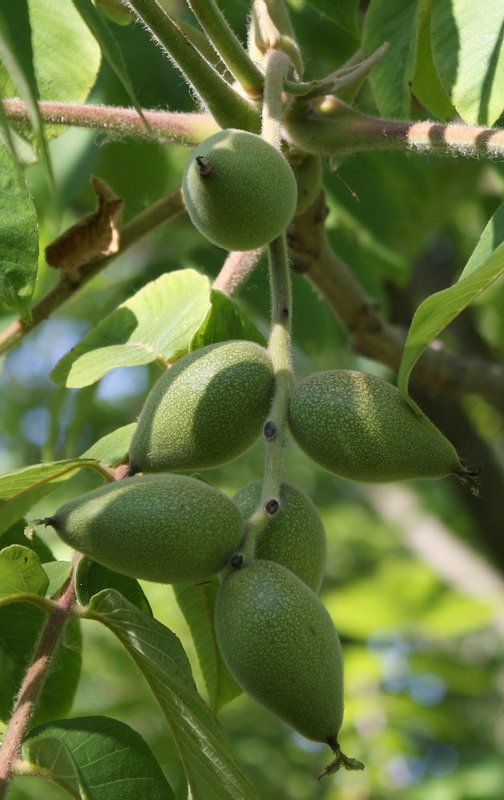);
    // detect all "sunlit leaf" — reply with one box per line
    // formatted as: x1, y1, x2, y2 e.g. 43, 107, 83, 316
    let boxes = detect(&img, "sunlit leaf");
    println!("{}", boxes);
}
24, 715, 175, 800
191, 289, 266, 351
411, 8, 455, 120
0, 544, 48, 599
0, 459, 102, 536
51, 269, 212, 387
80, 423, 136, 467
432, 0, 504, 125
